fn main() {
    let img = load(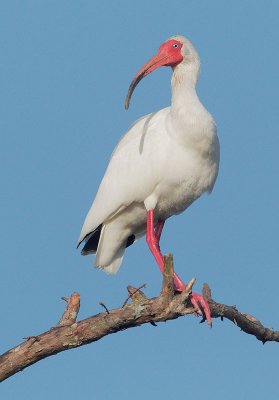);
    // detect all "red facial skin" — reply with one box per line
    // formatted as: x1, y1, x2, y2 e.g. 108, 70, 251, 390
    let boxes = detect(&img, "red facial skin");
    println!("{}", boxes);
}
157, 39, 184, 67
125, 39, 184, 109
